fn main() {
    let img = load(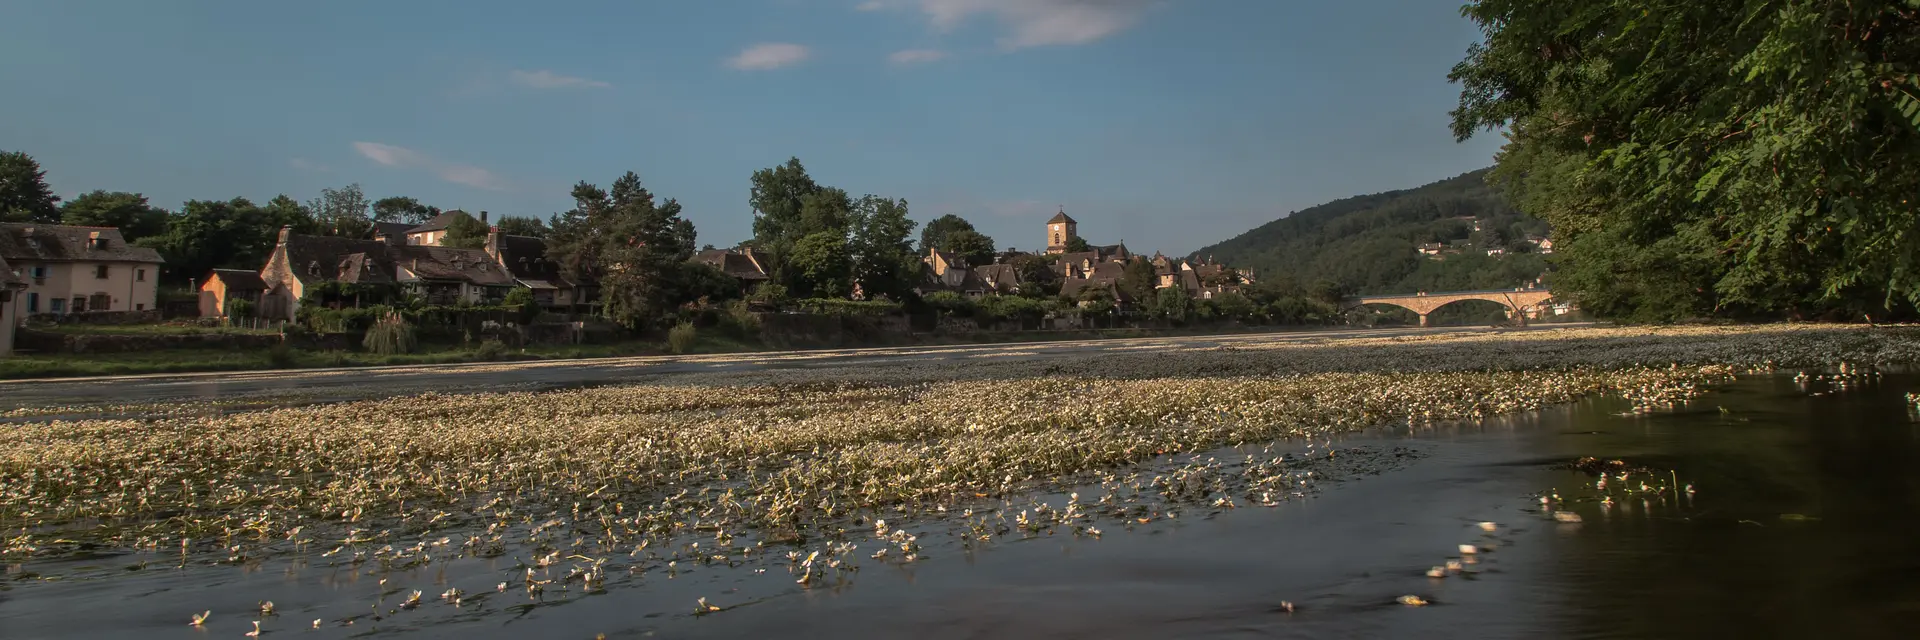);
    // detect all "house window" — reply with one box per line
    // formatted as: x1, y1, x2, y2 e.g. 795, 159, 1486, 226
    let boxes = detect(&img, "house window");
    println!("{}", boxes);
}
73, 296, 87, 312
49, 297, 63, 313
31, 265, 47, 282
93, 237, 109, 250
95, 265, 110, 279
136, 268, 147, 282
136, 303, 145, 311
27, 292, 38, 312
